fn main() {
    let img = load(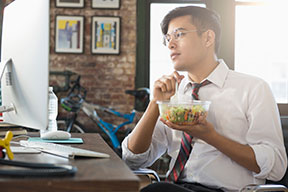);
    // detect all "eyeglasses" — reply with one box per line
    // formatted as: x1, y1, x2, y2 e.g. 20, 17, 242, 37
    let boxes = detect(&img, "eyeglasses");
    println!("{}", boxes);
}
163, 29, 198, 46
